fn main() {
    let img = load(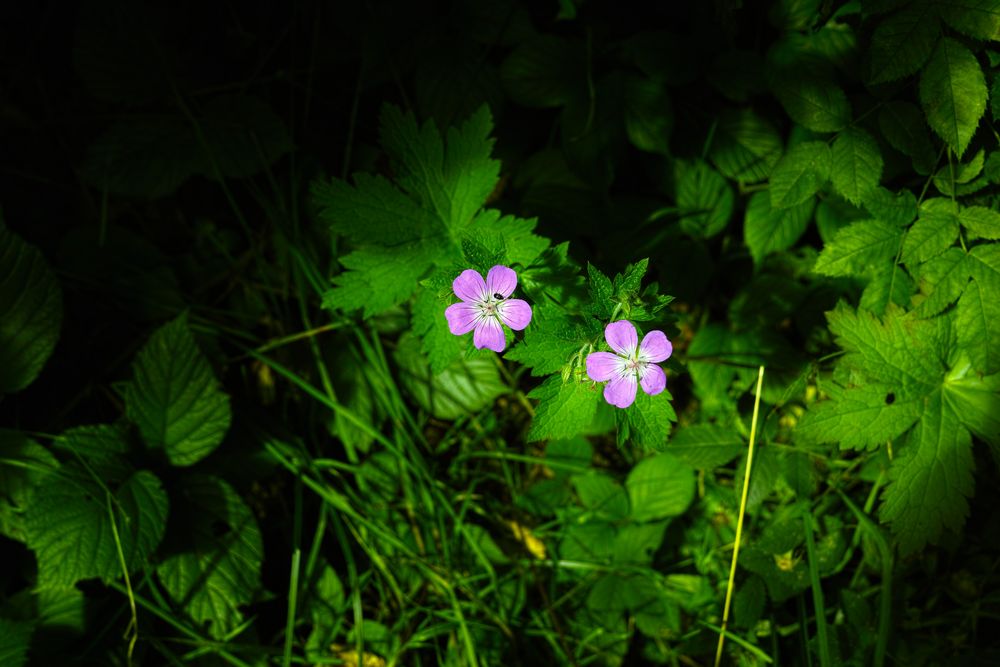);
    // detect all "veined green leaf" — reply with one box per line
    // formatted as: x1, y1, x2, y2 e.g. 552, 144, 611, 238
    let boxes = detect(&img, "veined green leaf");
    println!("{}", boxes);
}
770, 68, 851, 133
958, 206, 1000, 240
665, 424, 744, 469
616, 389, 677, 448
157, 475, 262, 639
324, 240, 443, 316
914, 247, 969, 317
675, 159, 734, 238
937, 0, 1000, 41
623, 74, 673, 155
901, 208, 959, 265
957, 279, 1000, 374
769, 140, 831, 209
797, 384, 922, 450
571, 472, 630, 521
813, 219, 902, 277
0, 431, 59, 542
878, 101, 936, 174
709, 109, 782, 183
0, 618, 33, 667
860, 263, 915, 315
0, 223, 63, 394
862, 187, 917, 227
126, 315, 232, 467
500, 35, 585, 108
919, 37, 988, 158
505, 304, 596, 377
527, 376, 602, 442
744, 192, 815, 263
867, 1, 940, 83
831, 127, 883, 205
626, 452, 695, 521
